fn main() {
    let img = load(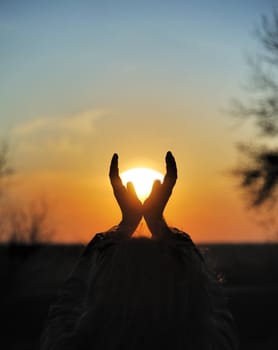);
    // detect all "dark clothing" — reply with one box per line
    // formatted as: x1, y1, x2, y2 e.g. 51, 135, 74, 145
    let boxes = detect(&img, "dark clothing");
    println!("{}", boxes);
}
40, 229, 239, 350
